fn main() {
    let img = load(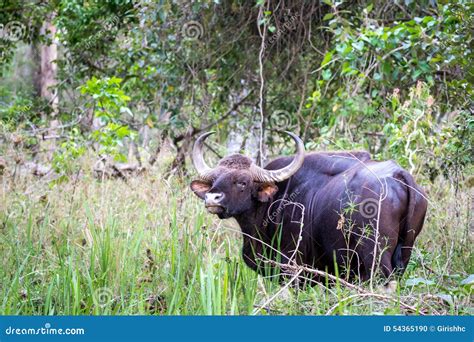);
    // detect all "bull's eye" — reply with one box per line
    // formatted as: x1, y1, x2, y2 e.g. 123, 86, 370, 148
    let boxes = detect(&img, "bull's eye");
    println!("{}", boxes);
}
236, 181, 246, 189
